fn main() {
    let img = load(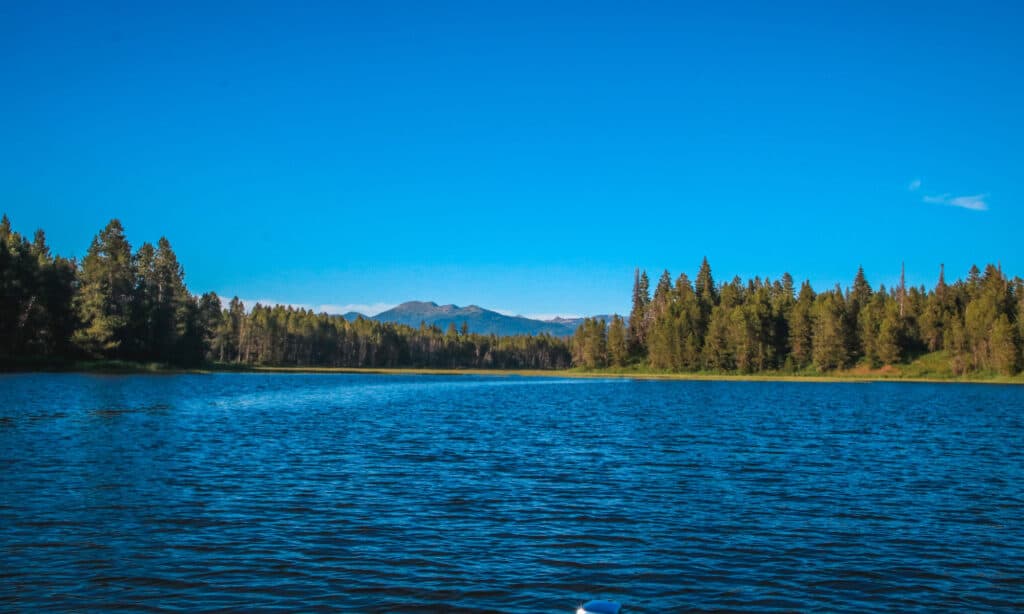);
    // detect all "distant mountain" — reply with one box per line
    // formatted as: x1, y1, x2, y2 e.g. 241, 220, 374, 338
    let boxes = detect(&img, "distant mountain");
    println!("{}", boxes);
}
343, 301, 618, 337
543, 315, 621, 329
